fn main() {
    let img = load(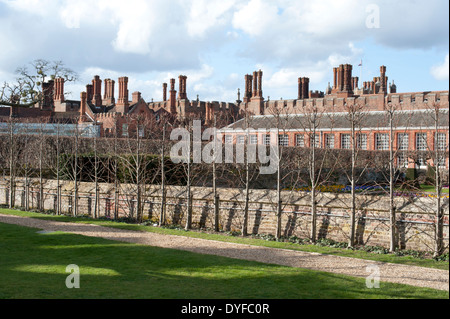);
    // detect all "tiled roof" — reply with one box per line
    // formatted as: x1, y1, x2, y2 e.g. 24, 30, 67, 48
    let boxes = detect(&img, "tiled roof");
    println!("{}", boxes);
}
226, 108, 449, 131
